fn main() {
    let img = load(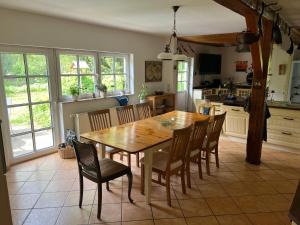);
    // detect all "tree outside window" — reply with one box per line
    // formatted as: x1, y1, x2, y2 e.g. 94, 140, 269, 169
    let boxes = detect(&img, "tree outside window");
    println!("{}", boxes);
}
177, 61, 188, 92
